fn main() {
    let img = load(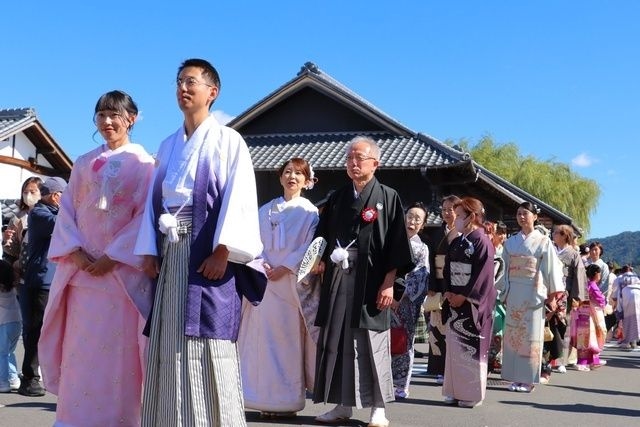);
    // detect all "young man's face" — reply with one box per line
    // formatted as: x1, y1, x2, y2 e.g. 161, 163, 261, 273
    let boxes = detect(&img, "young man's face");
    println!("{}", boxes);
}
176, 66, 218, 113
